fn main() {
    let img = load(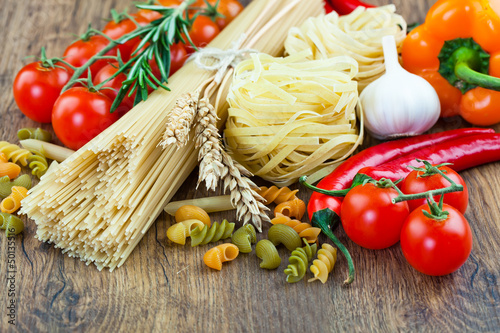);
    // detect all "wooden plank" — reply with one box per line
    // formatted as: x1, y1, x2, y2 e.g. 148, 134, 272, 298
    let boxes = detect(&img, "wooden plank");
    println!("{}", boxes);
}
1, 0, 499, 332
